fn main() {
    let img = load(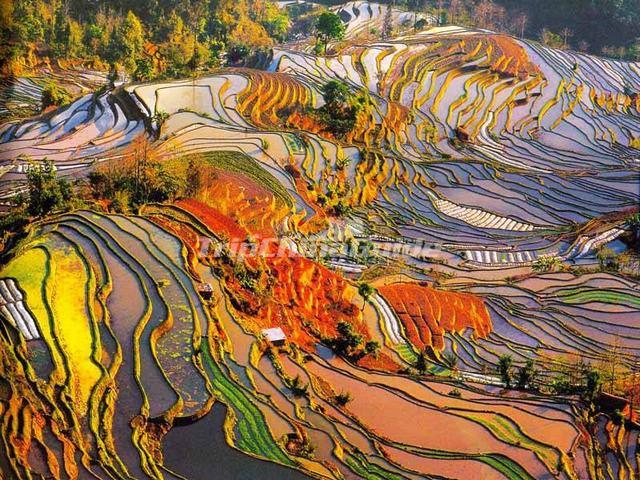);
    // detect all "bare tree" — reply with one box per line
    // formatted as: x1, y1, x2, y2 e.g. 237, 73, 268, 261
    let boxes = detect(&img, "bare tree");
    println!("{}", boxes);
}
560, 27, 573, 49
382, 2, 394, 39
473, 0, 505, 31
624, 360, 640, 422
437, 0, 444, 25
448, 0, 461, 25
515, 13, 527, 39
